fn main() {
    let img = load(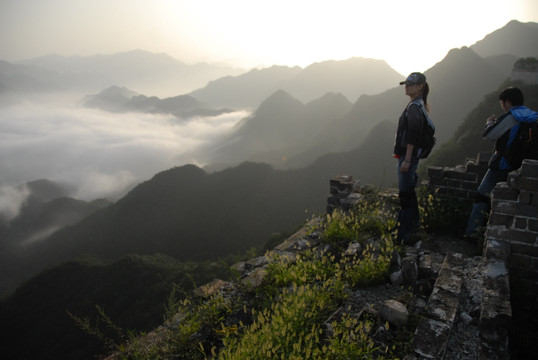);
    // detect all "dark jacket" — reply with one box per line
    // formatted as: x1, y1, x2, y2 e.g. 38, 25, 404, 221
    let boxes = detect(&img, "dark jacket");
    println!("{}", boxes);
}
483, 112, 515, 170
394, 99, 426, 157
